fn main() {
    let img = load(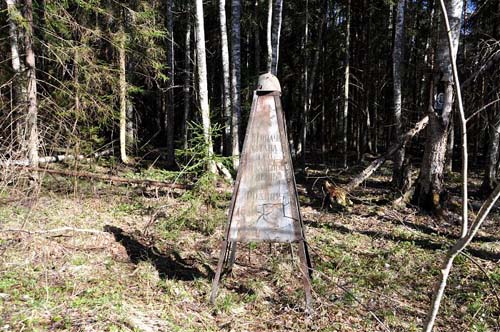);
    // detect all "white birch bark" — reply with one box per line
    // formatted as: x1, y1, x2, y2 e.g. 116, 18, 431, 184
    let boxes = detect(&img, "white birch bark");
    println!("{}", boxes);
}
165, 0, 175, 167
194, 0, 217, 173
183, 8, 192, 151
5, 0, 26, 148
218, 0, 232, 156
270, 0, 283, 75
414, 0, 463, 213
6, 0, 21, 74
342, 0, 351, 168
481, 0, 500, 194
126, 100, 136, 150
423, 2, 469, 330
118, 25, 129, 164
392, 0, 406, 187
24, 0, 39, 168
254, 0, 261, 75
266, 0, 273, 72
298, 0, 309, 165
231, 0, 241, 169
